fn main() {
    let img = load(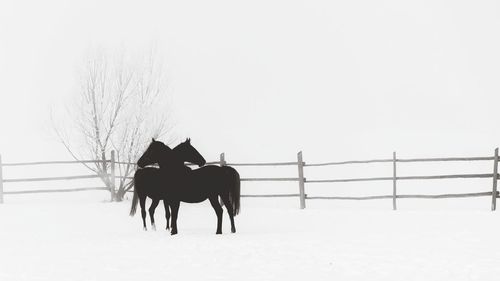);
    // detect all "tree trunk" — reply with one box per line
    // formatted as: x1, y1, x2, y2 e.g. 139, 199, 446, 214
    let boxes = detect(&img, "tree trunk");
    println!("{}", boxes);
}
115, 189, 126, 202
